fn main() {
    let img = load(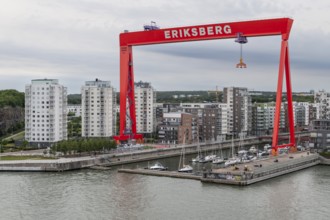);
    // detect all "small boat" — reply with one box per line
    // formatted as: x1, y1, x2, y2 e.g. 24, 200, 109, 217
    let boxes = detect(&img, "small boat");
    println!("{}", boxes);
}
178, 164, 193, 173
212, 157, 225, 164
197, 157, 208, 163
178, 136, 193, 173
149, 162, 167, 171
249, 146, 257, 154
204, 154, 217, 162
224, 158, 240, 167
192, 155, 202, 163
